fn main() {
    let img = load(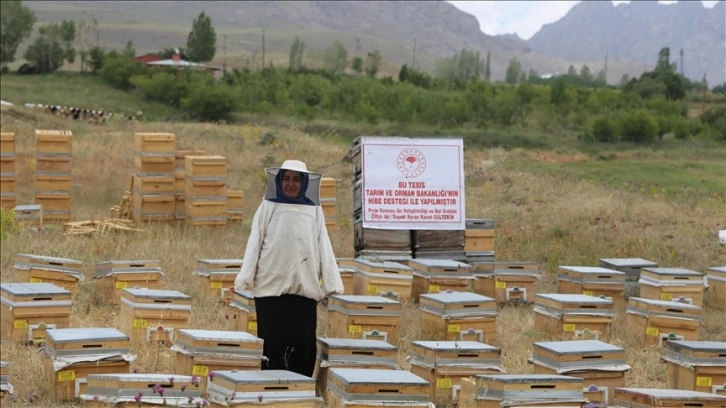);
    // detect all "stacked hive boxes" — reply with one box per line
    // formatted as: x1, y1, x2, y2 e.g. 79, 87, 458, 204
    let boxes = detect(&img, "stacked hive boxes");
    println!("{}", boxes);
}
0, 132, 15, 210
321, 177, 336, 230
226, 189, 244, 222
173, 149, 206, 220
132, 133, 176, 223
184, 155, 227, 226
34, 130, 72, 221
